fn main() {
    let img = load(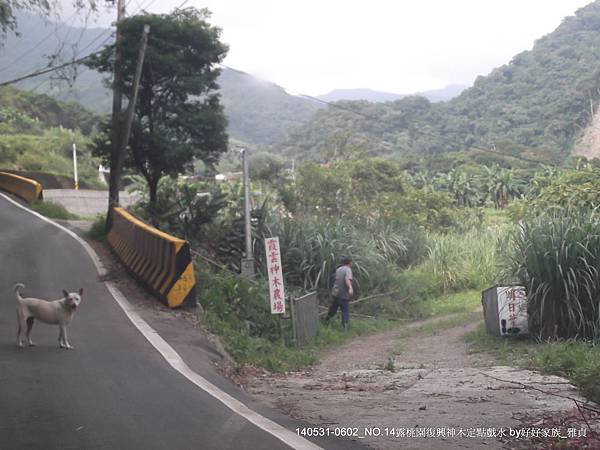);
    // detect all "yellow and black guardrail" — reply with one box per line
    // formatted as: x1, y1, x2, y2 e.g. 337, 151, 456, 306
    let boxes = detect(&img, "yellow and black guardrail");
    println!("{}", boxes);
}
107, 207, 197, 308
0, 172, 43, 204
